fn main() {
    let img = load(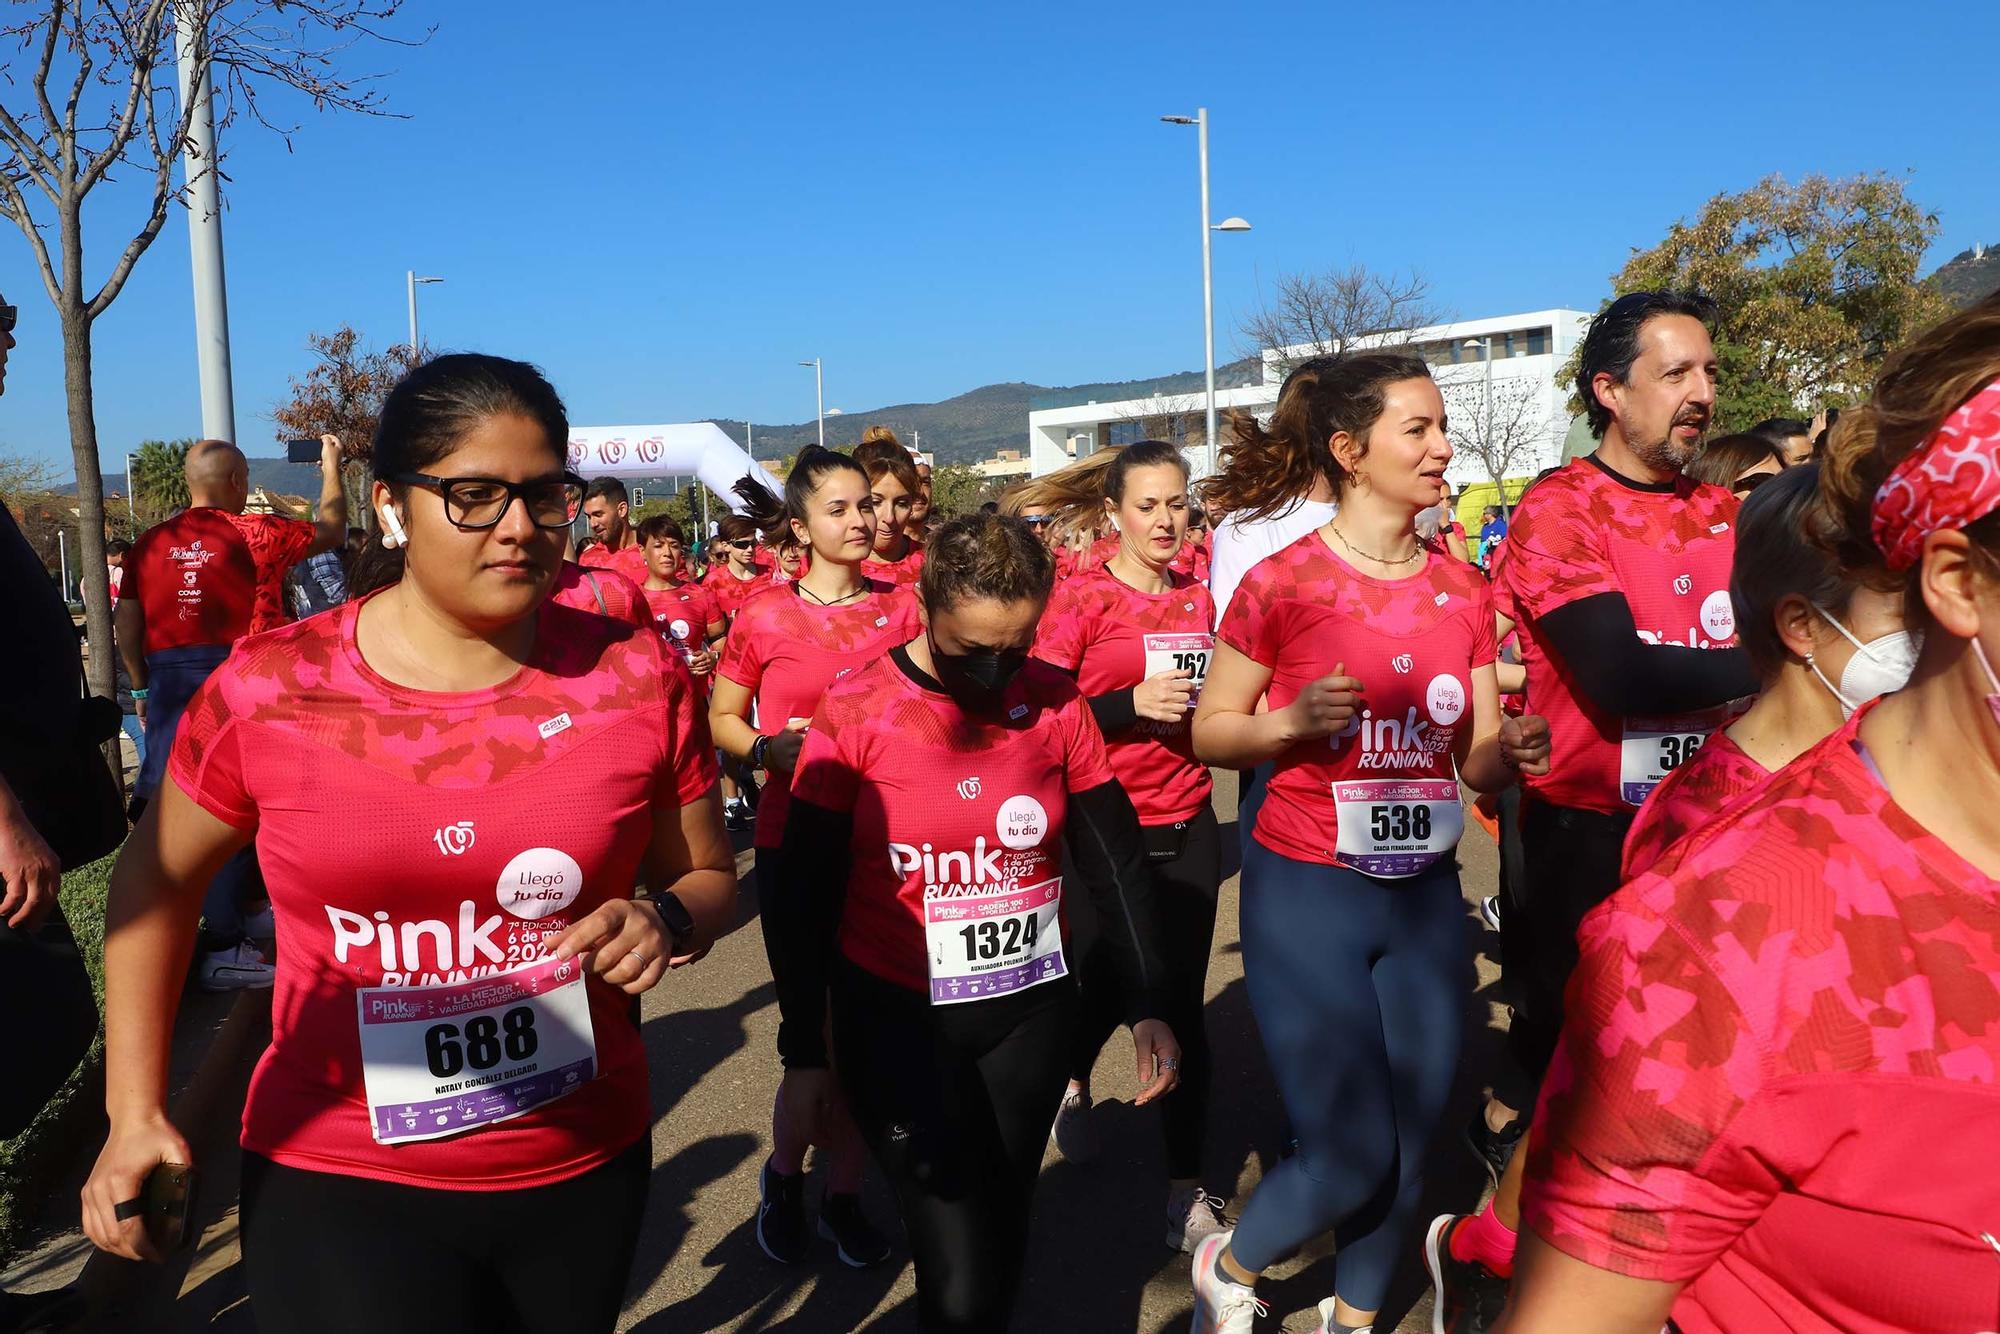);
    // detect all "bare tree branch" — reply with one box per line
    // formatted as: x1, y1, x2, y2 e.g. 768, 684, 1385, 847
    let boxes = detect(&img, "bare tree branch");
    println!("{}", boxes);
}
1239, 263, 1452, 376
0, 166, 63, 302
